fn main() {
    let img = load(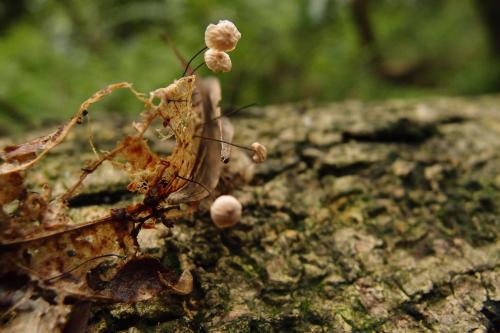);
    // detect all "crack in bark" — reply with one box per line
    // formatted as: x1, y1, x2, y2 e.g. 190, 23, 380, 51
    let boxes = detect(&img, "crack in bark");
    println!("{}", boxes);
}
67, 188, 134, 207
